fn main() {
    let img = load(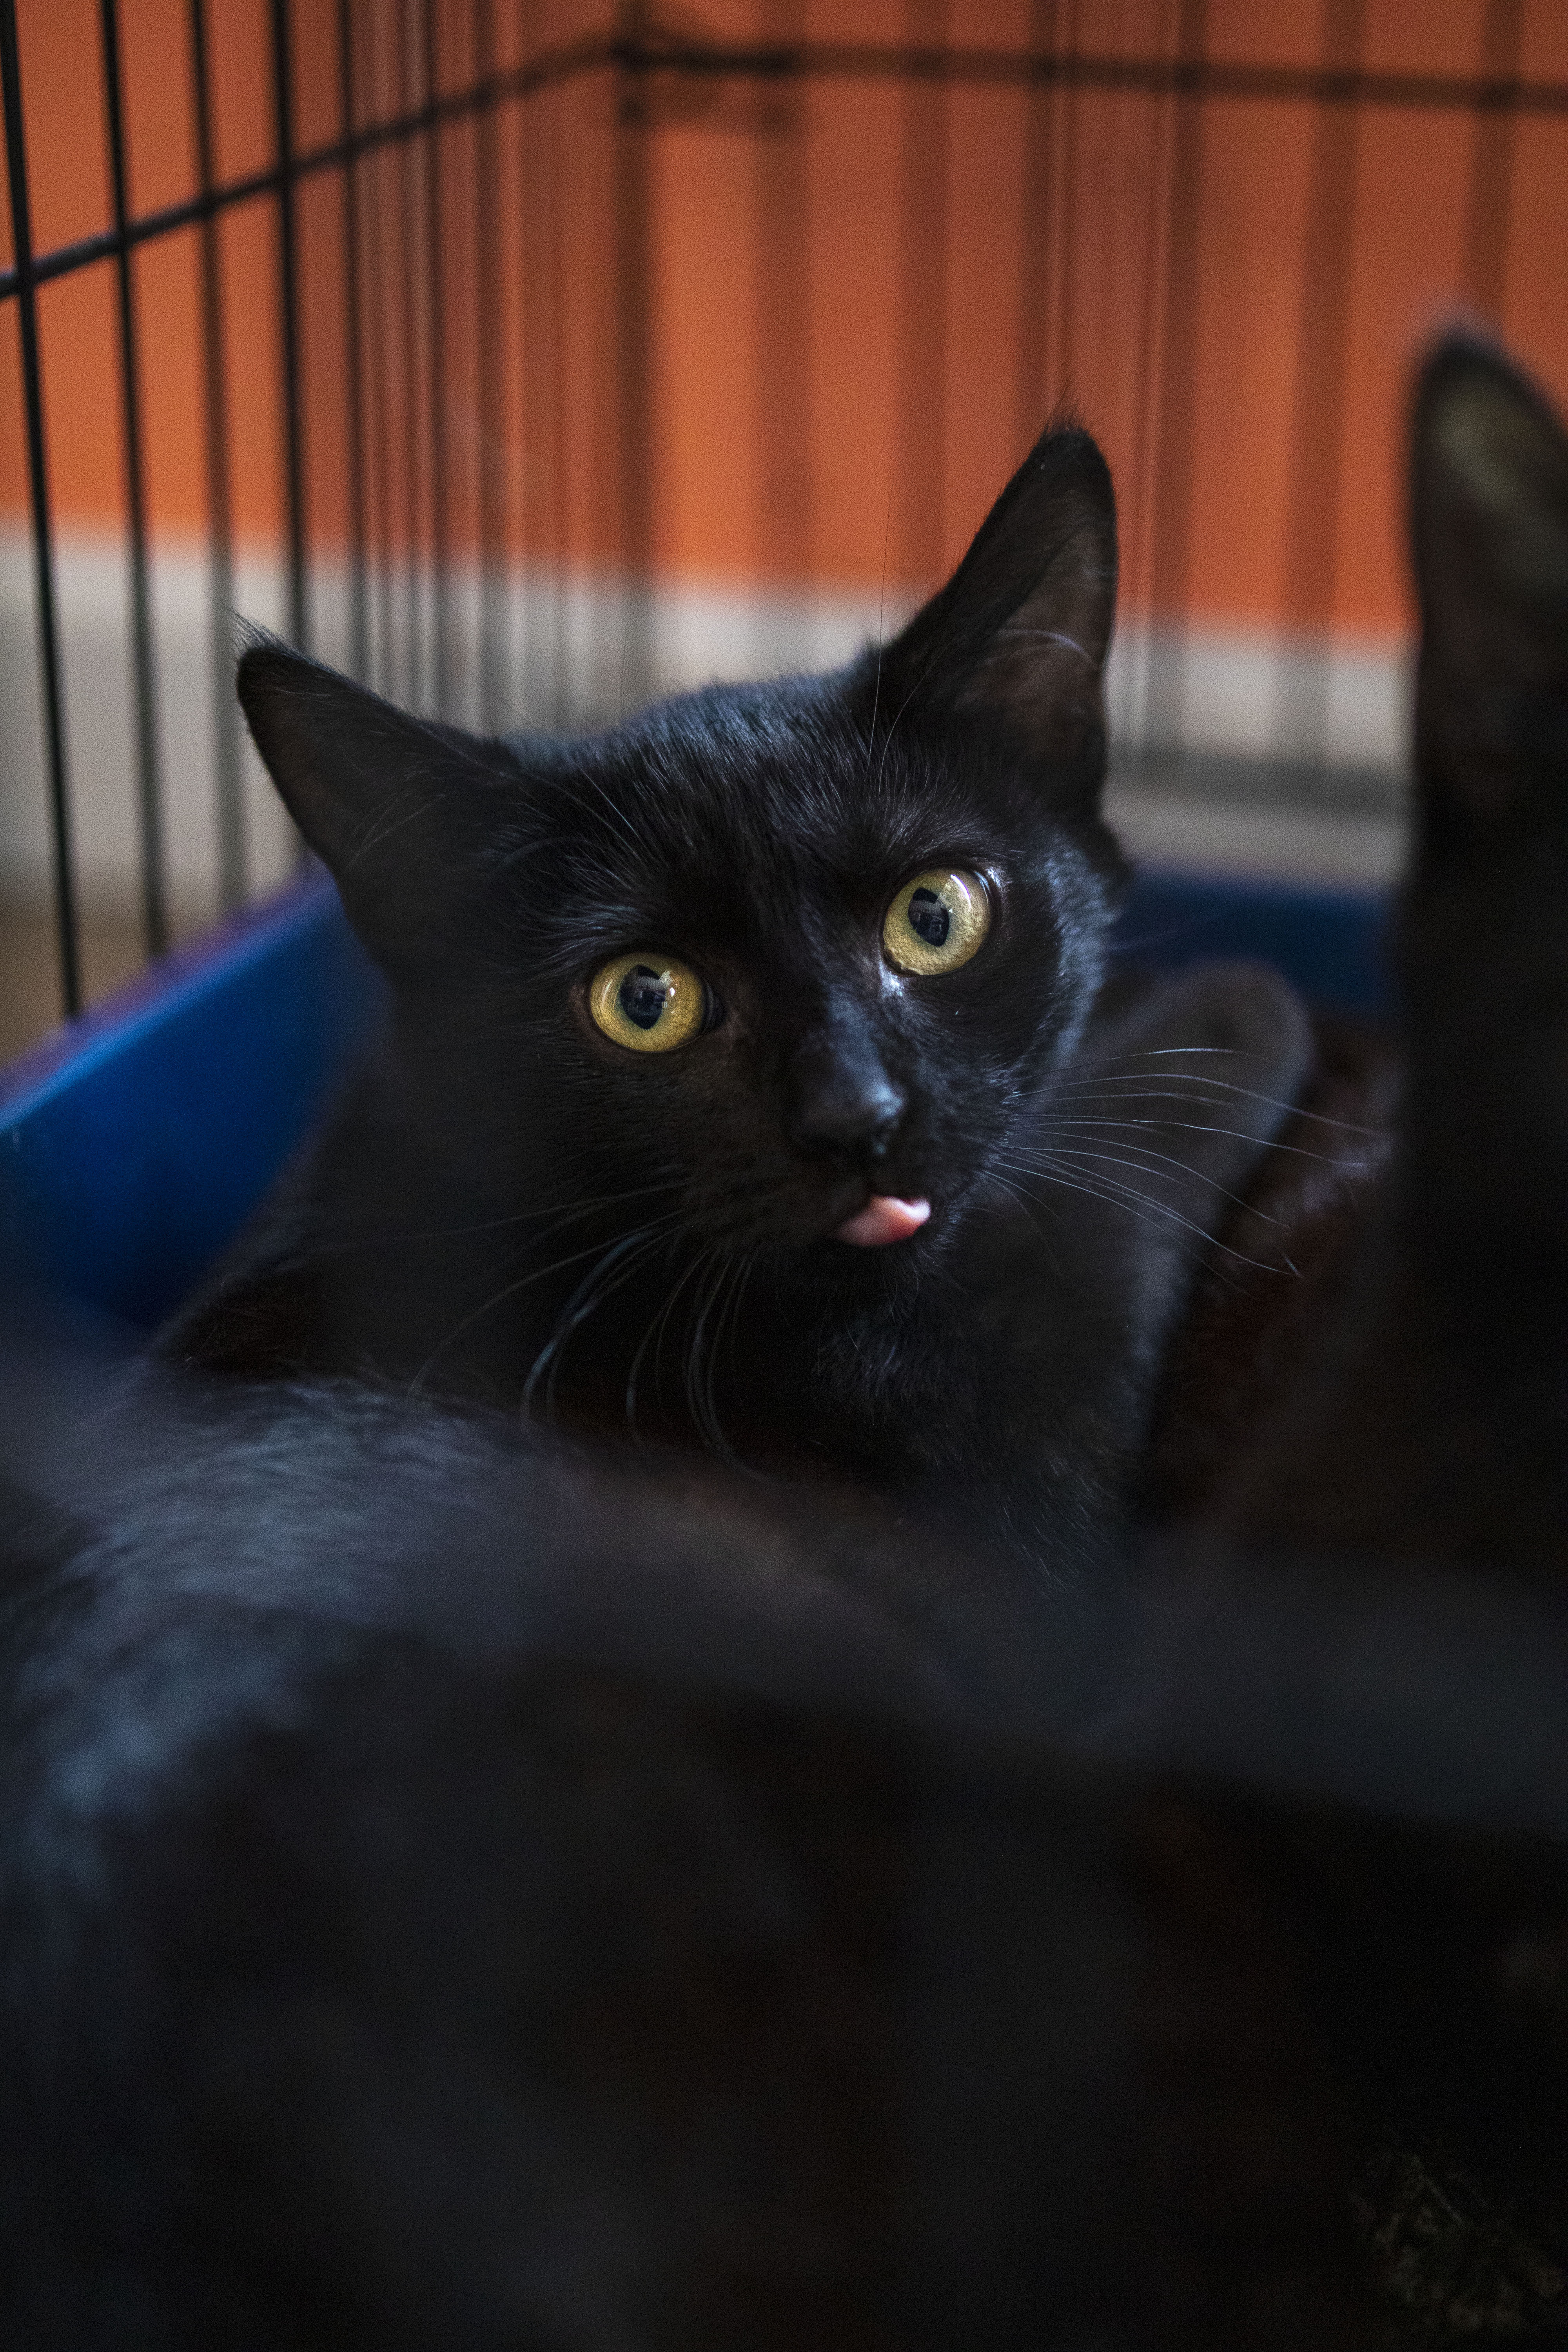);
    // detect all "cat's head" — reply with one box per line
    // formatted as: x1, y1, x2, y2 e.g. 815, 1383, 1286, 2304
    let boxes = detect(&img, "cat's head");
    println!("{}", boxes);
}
237, 422, 1120, 1274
